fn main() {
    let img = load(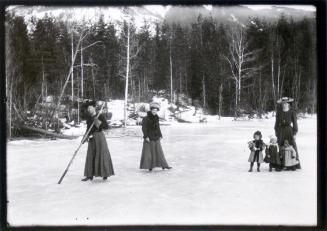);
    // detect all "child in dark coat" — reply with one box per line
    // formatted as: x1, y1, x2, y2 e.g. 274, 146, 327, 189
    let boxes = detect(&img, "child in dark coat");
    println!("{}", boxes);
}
264, 136, 282, 171
248, 131, 266, 172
